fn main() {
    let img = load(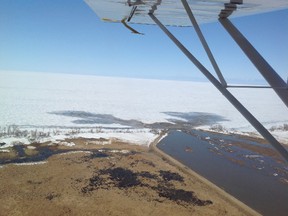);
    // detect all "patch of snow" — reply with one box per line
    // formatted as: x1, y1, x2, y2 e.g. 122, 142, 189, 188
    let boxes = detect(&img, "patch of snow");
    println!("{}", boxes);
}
156, 133, 168, 144
75, 129, 158, 146
120, 150, 130, 154
110, 149, 130, 154
0, 137, 30, 148
259, 160, 264, 163
58, 141, 76, 147
0, 128, 159, 148
244, 155, 263, 159
271, 131, 288, 145
0, 149, 10, 153
13, 161, 47, 166
59, 151, 92, 155
86, 139, 111, 145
